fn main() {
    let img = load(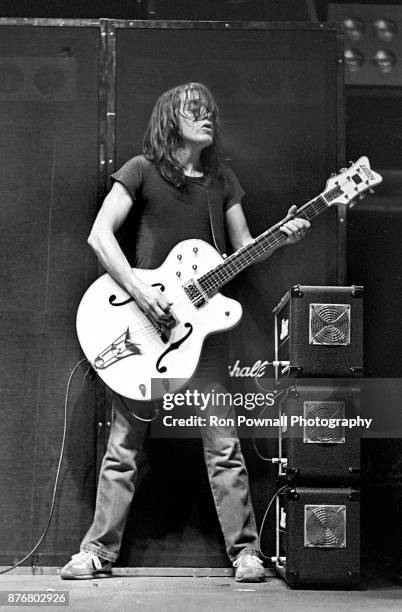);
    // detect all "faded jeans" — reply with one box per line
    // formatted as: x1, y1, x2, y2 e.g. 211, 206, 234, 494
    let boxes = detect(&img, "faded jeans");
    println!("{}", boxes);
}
81, 337, 259, 563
